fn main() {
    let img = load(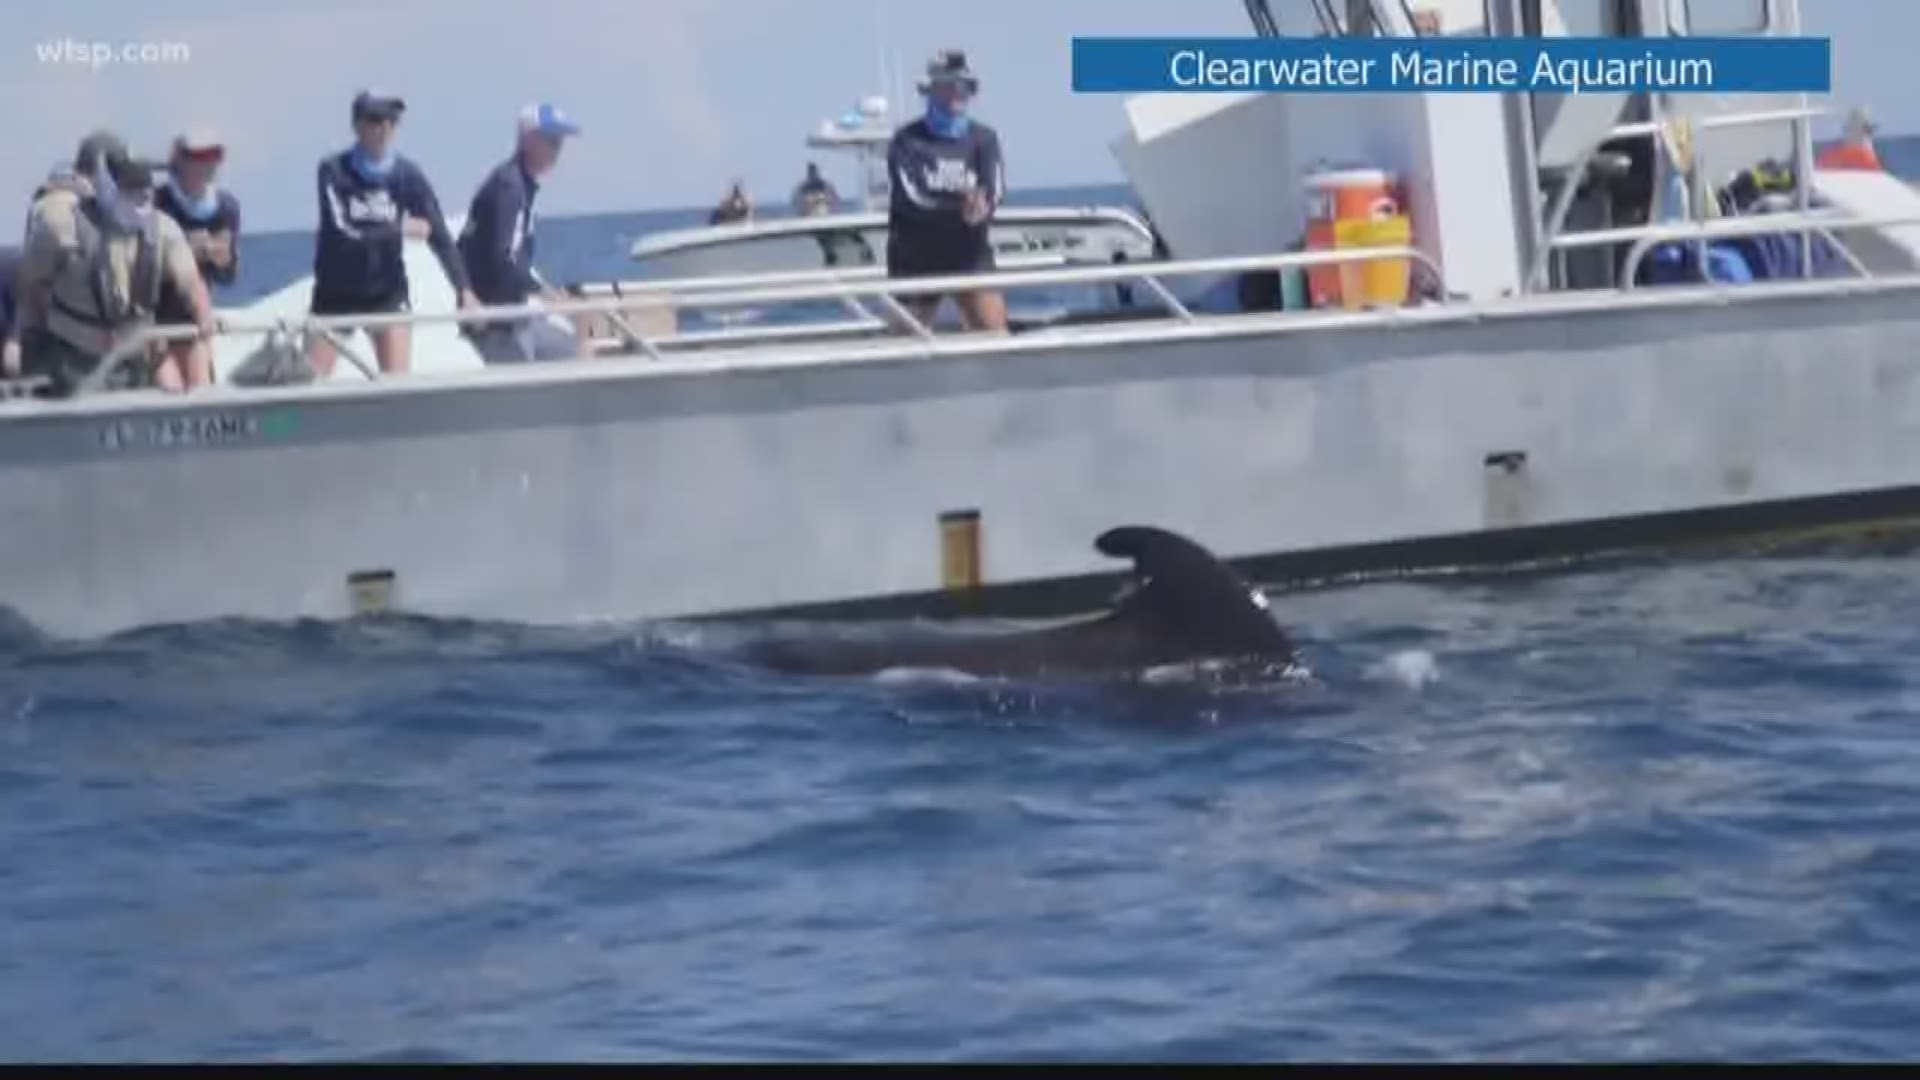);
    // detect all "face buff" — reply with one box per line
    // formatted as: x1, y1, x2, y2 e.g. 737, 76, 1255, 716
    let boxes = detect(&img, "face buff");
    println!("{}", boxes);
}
348, 143, 398, 183
925, 95, 971, 139
166, 176, 221, 222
